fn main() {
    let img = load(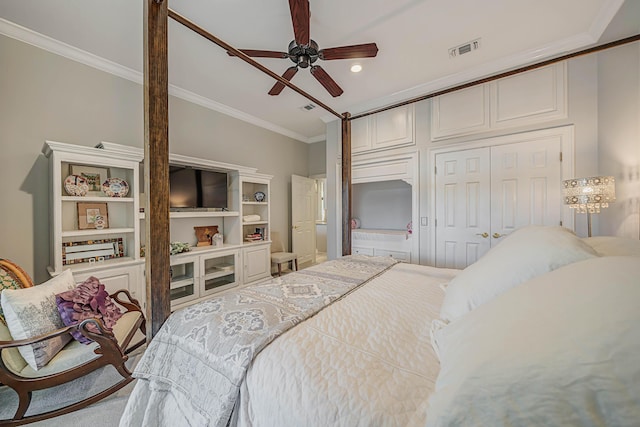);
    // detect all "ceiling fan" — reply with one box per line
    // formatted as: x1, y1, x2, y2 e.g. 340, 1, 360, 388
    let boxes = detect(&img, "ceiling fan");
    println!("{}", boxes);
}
228, 0, 378, 97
